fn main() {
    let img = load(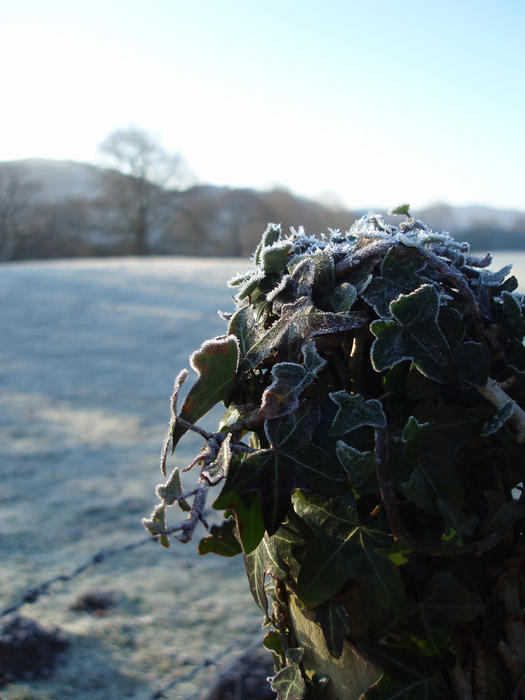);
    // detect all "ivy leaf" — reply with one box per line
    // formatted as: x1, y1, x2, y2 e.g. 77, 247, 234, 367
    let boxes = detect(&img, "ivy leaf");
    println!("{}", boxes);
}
438, 306, 490, 386
270, 663, 306, 700
315, 598, 352, 659
234, 296, 366, 373
296, 531, 405, 614
370, 284, 452, 384
198, 519, 242, 557
332, 282, 358, 312
156, 467, 191, 511
289, 250, 335, 306
293, 494, 405, 614
234, 269, 266, 301
360, 642, 447, 699
213, 488, 265, 554
390, 204, 411, 216
228, 305, 263, 362
402, 406, 484, 513
259, 344, 327, 419
272, 512, 310, 580
254, 223, 282, 265
263, 630, 285, 665
336, 441, 377, 489
171, 336, 239, 448
436, 498, 479, 544
401, 416, 433, 463
361, 248, 427, 319
481, 489, 525, 536
454, 340, 490, 387
329, 391, 386, 436
478, 264, 513, 288
142, 504, 170, 548
409, 571, 484, 655
244, 533, 287, 618
262, 240, 294, 275
201, 433, 232, 485
232, 402, 345, 534
499, 290, 525, 337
